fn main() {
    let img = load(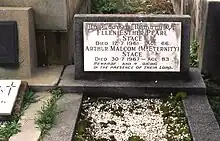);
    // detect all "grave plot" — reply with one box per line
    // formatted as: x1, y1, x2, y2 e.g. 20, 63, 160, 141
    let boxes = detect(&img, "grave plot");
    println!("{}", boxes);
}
0, 80, 21, 115
74, 93, 191, 141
